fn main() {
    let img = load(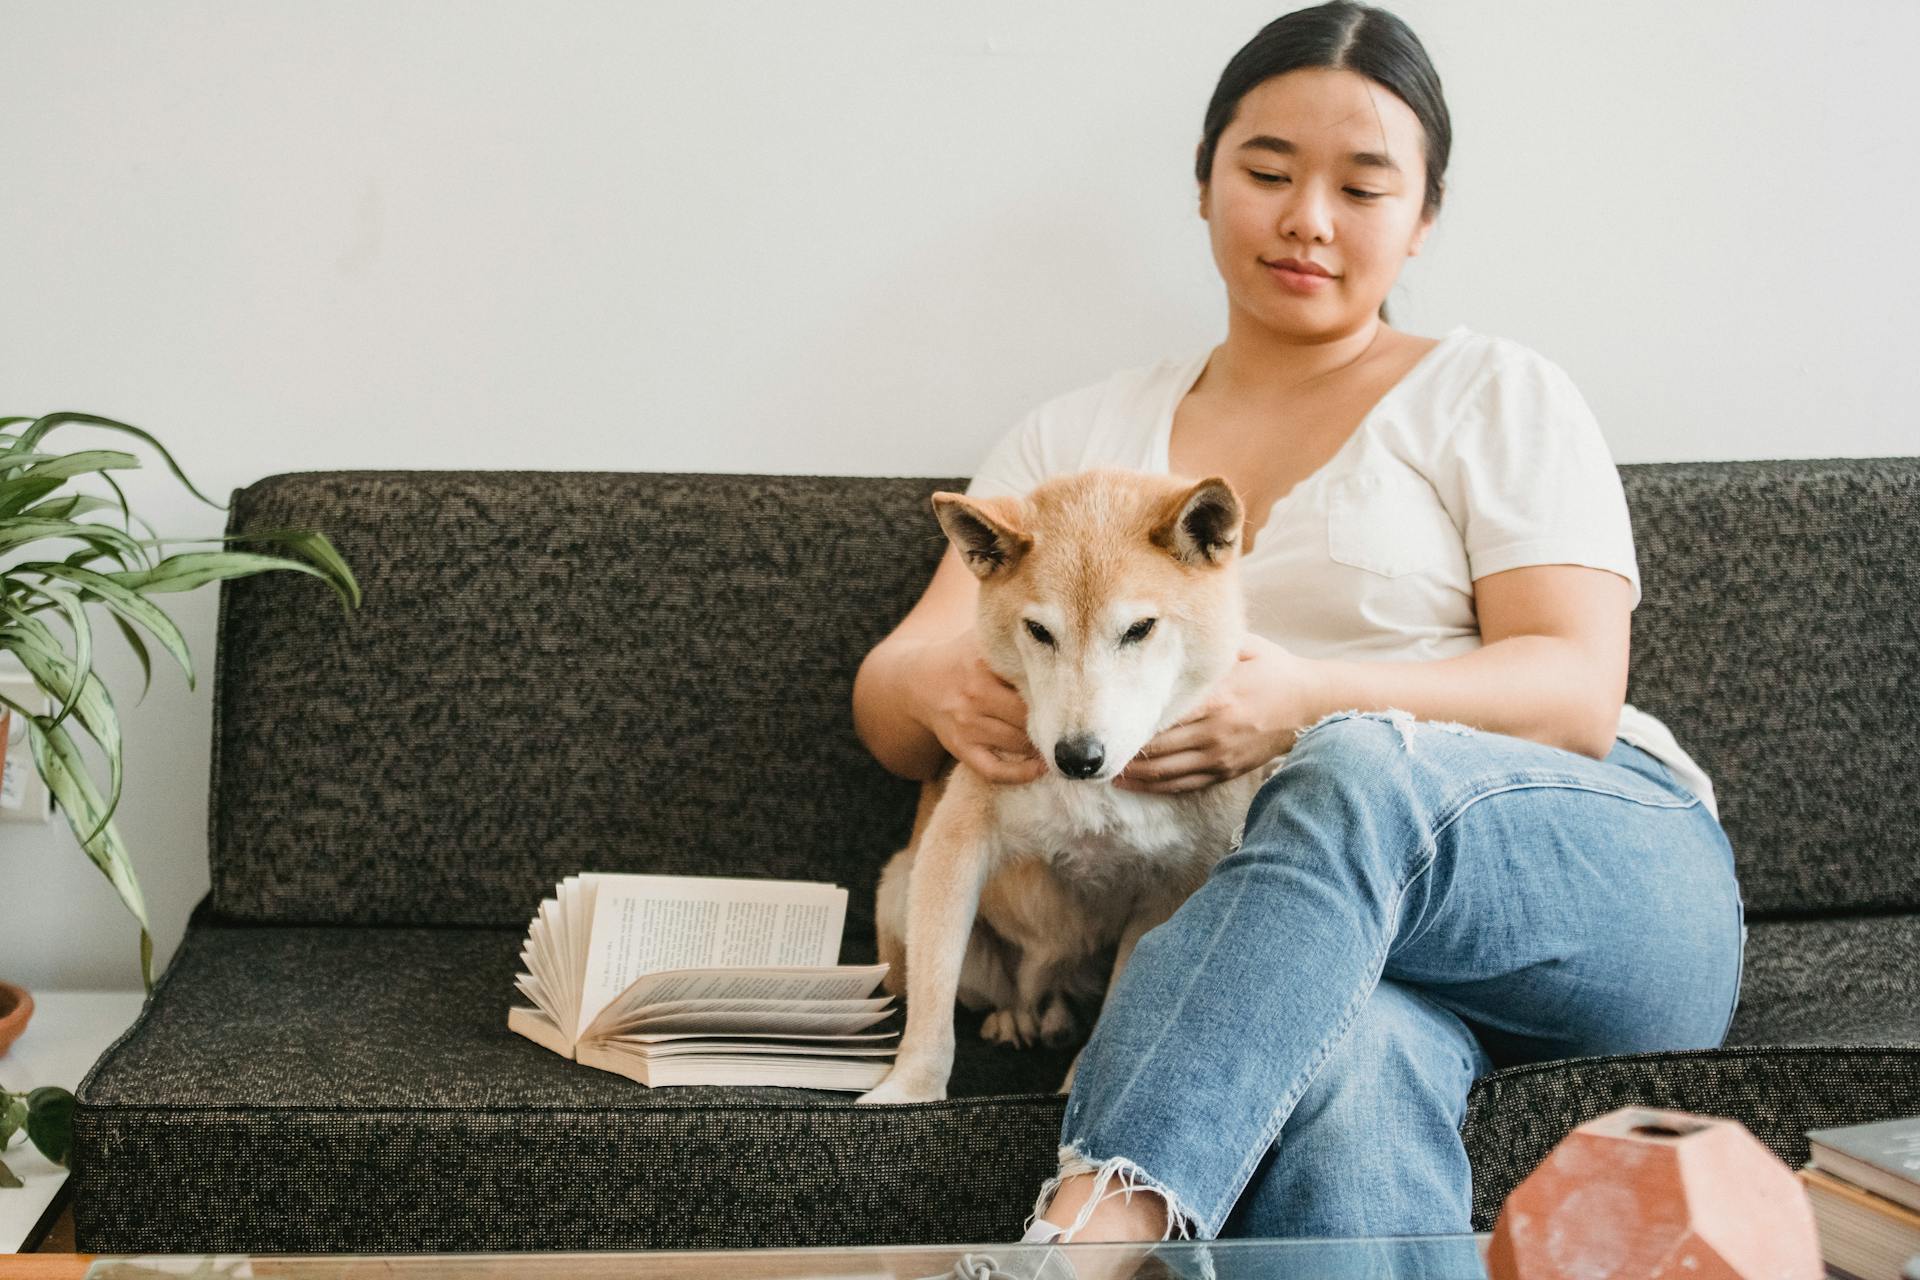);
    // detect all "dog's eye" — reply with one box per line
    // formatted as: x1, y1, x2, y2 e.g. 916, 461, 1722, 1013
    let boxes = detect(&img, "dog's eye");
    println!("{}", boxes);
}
1024, 620, 1055, 647
1122, 618, 1156, 645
